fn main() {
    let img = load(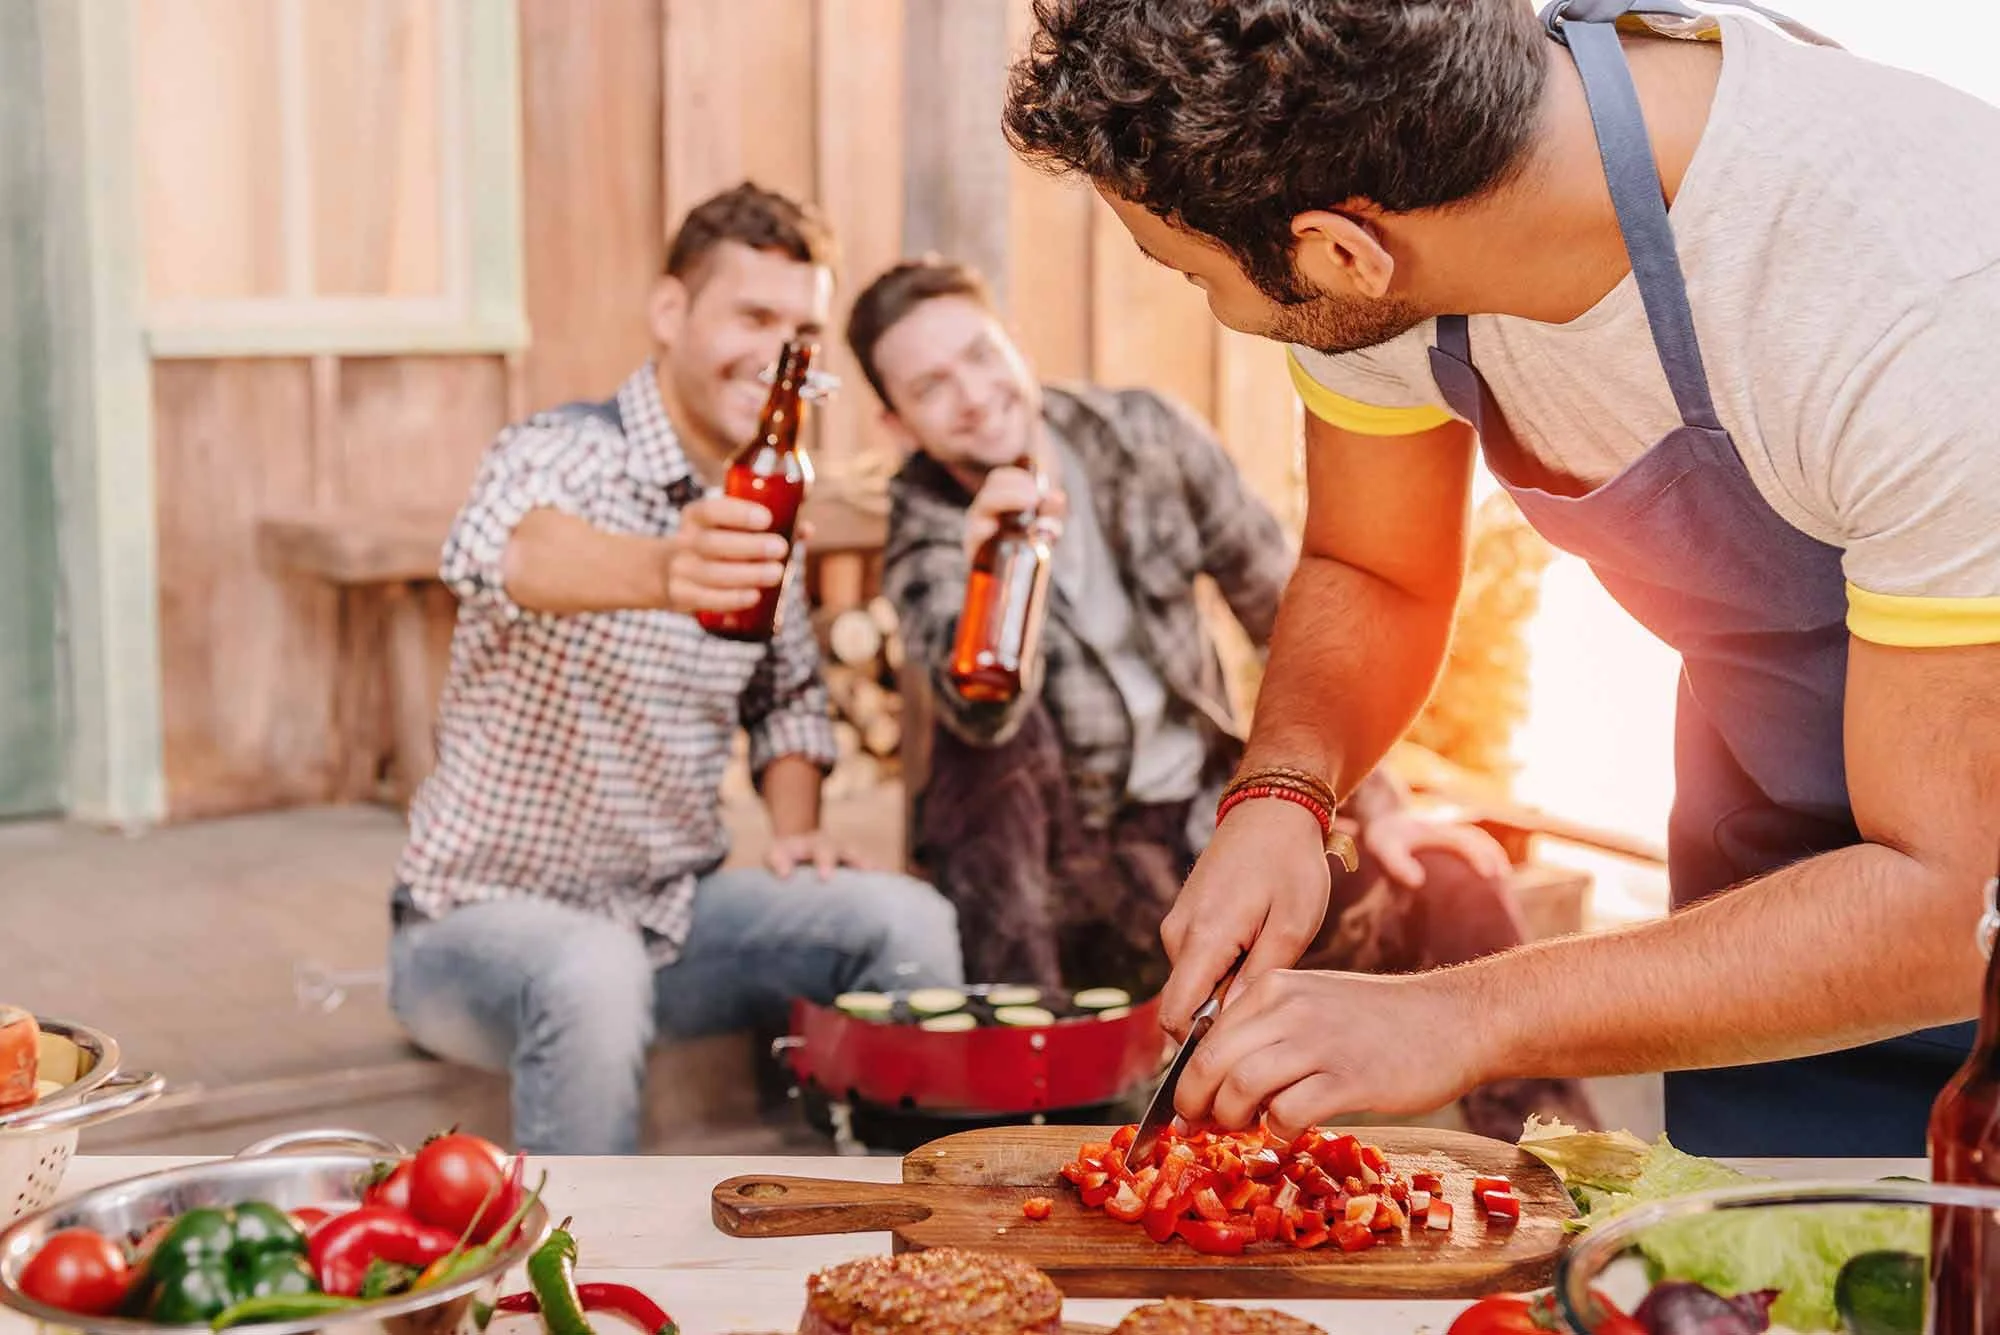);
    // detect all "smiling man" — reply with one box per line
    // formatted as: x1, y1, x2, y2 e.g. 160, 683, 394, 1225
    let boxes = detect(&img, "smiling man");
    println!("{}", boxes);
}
387, 184, 961, 1154
1004, 1, 2000, 1155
